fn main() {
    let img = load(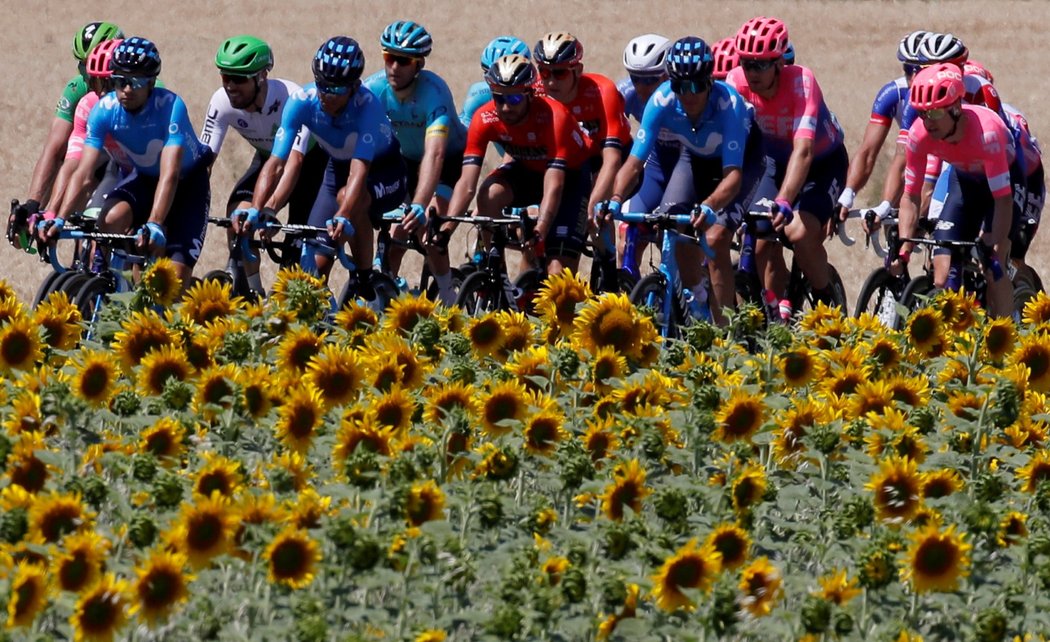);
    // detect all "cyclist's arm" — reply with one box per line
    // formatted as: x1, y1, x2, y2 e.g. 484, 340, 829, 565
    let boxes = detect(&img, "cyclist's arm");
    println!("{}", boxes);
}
703, 166, 743, 212
26, 118, 75, 204
412, 133, 447, 208
334, 158, 370, 220
881, 141, 908, 206
589, 146, 622, 212
54, 145, 101, 219
988, 194, 1013, 248
610, 154, 644, 203
265, 149, 304, 213
447, 164, 481, 218
898, 189, 921, 254
148, 146, 183, 226
777, 137, 814, 204
845, 121, 891, 195
45, 157, 80, 213
251, 155, 286, 211
536, 167, 566, 239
